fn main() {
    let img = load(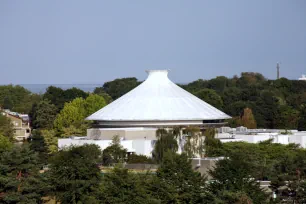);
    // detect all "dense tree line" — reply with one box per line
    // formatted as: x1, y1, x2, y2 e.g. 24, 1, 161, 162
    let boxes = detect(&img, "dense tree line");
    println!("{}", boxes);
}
1, 135, 306, 203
